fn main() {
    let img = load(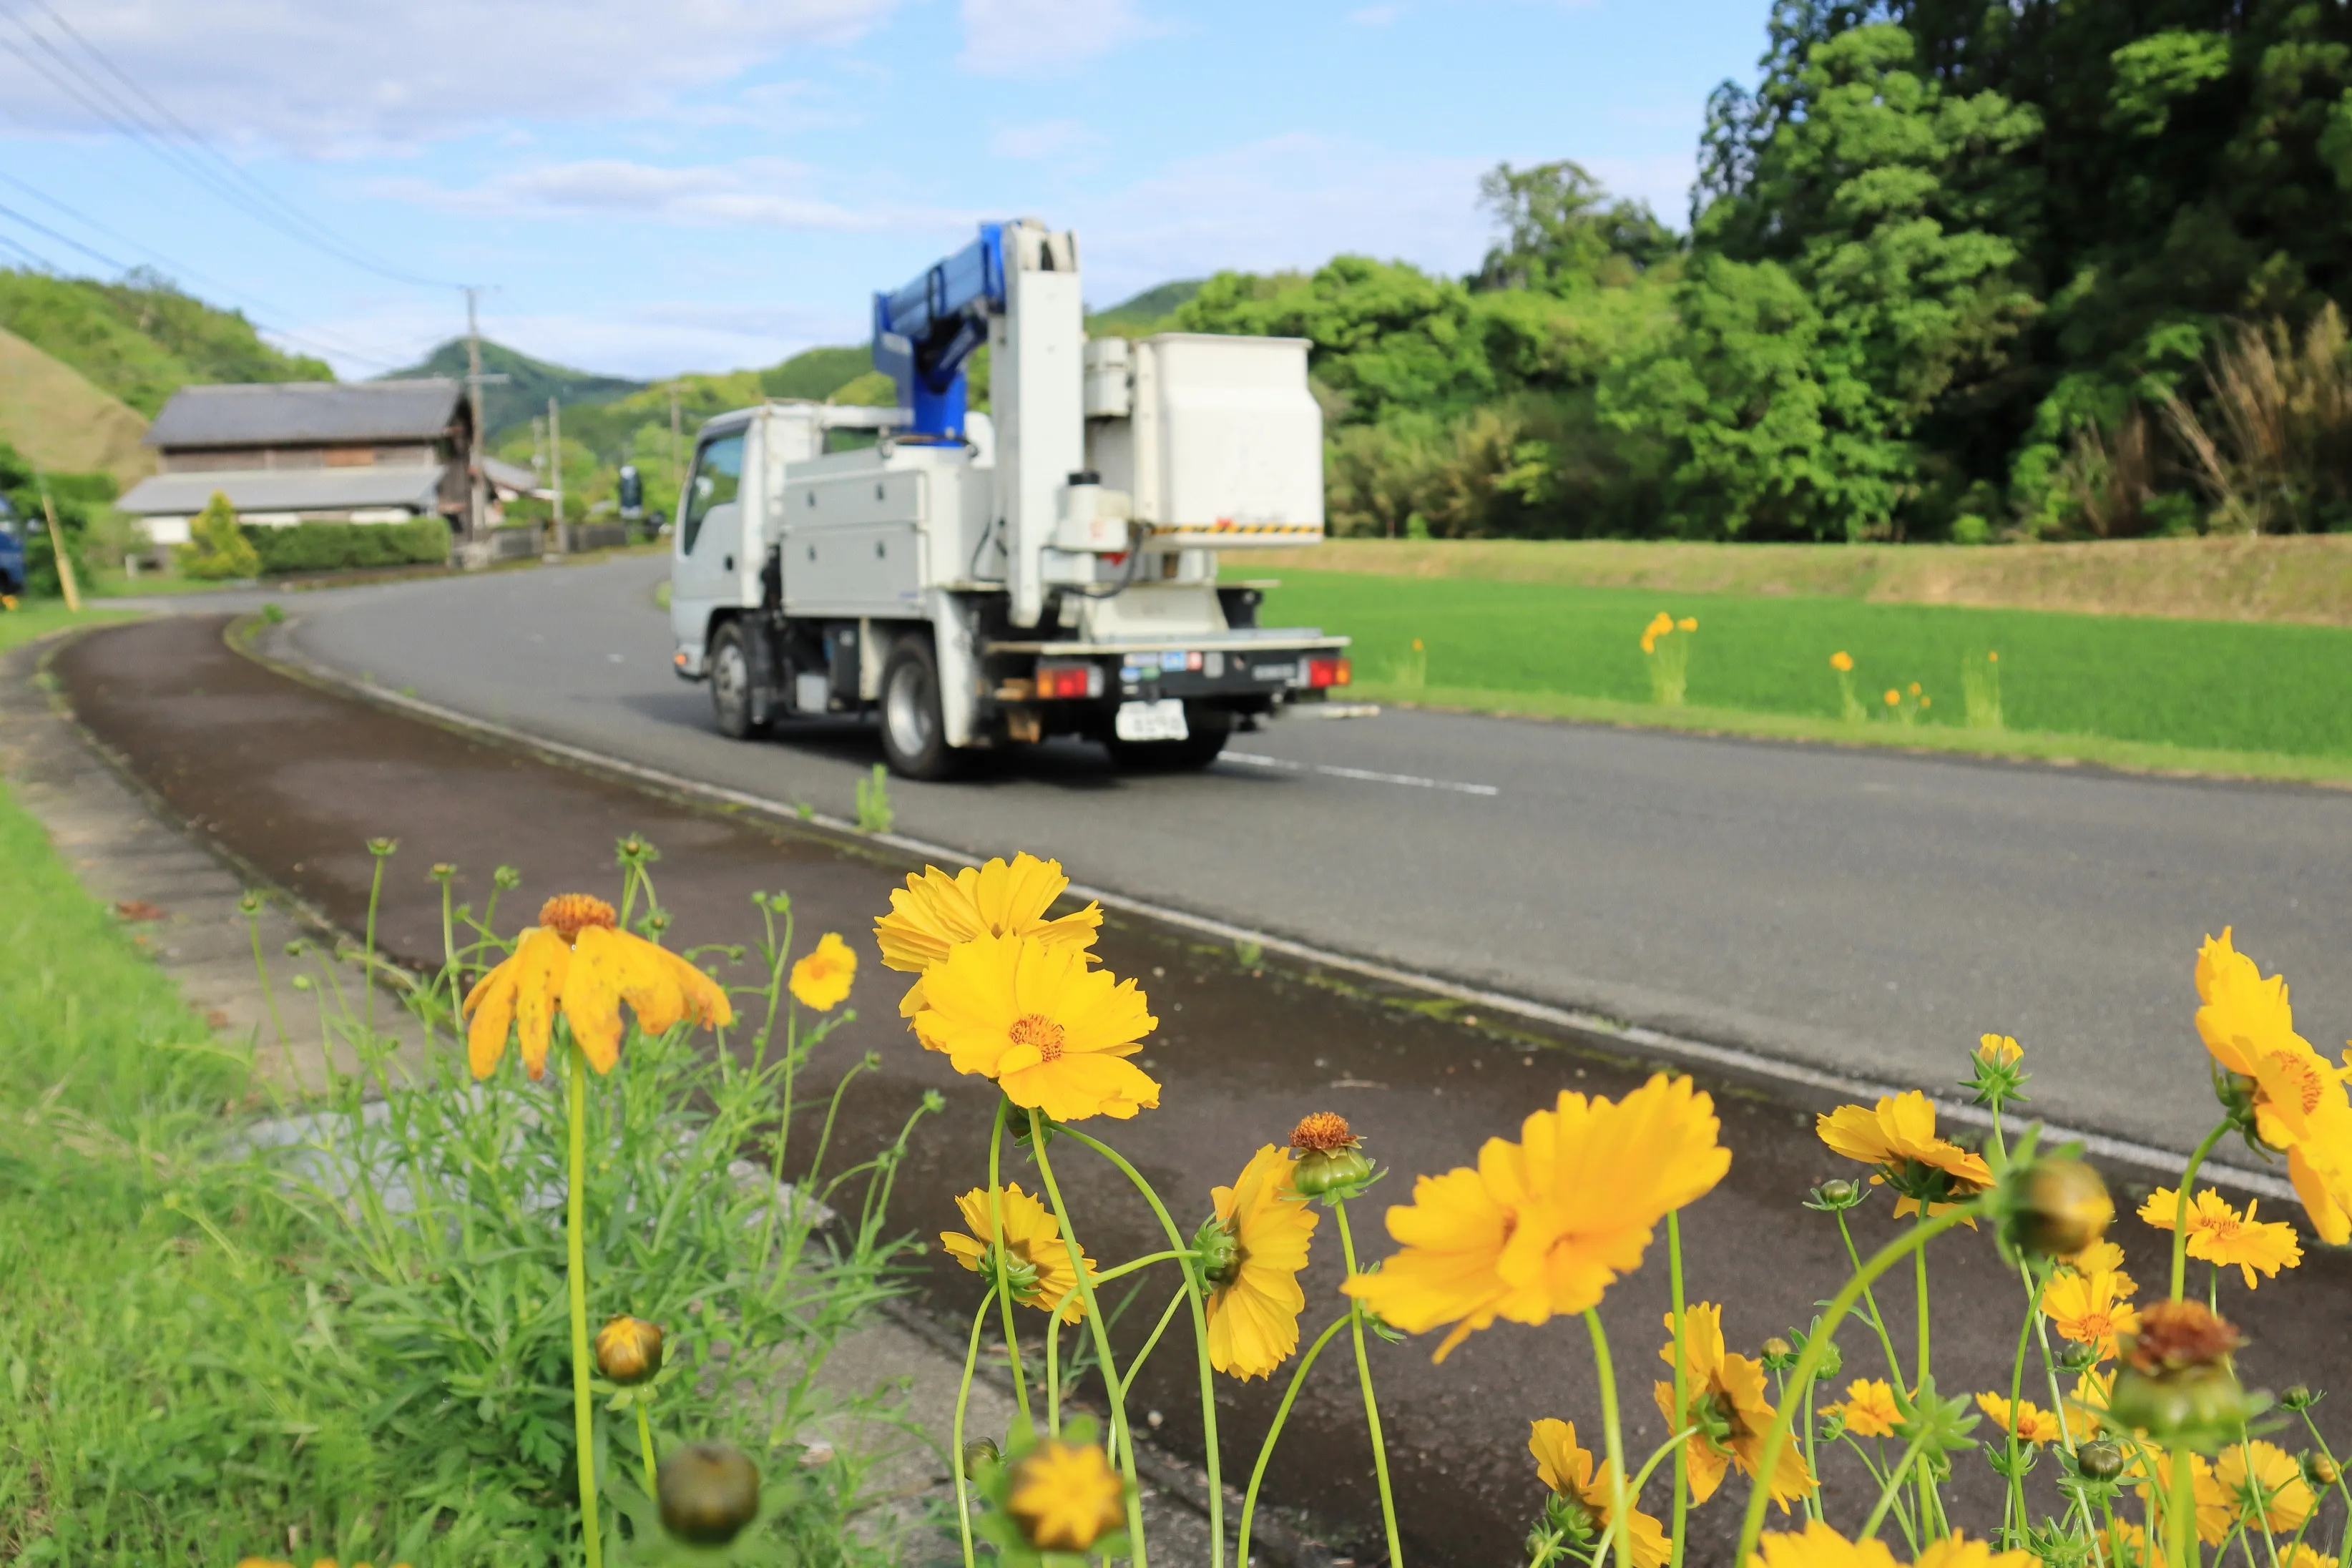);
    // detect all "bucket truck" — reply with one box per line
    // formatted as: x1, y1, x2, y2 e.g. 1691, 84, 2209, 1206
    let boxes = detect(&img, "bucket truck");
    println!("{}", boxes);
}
667, 219, 1350, 779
